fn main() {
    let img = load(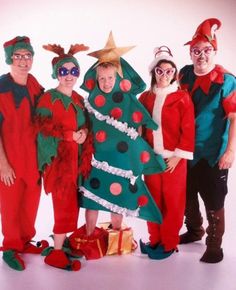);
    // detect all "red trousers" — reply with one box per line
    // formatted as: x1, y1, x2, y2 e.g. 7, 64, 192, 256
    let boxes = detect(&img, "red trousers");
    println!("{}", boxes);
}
0, 178, 41, 251
144, 159, 187, 251
51, 188, 79, 234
